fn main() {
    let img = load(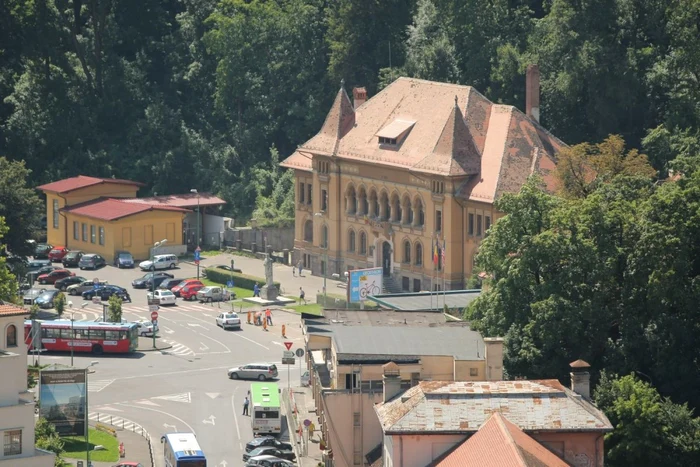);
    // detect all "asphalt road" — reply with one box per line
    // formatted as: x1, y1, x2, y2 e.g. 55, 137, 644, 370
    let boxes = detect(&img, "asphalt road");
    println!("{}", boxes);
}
30, 259, 307, 467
